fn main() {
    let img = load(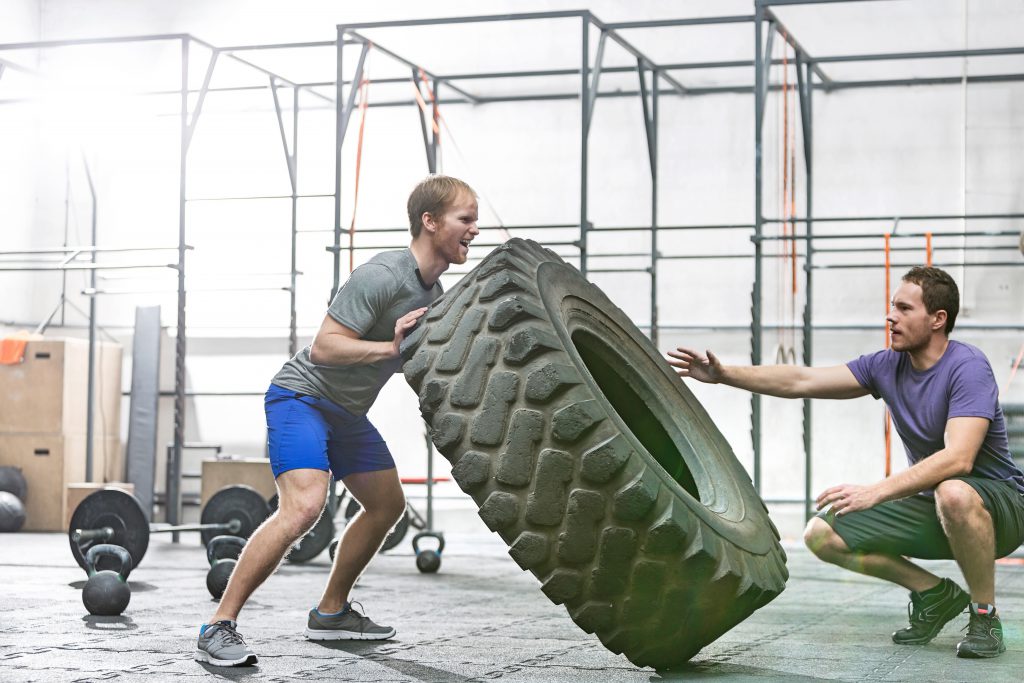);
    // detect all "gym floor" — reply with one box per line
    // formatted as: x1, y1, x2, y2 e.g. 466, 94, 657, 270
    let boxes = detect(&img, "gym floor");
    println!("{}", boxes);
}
2, 529, 1021, 682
